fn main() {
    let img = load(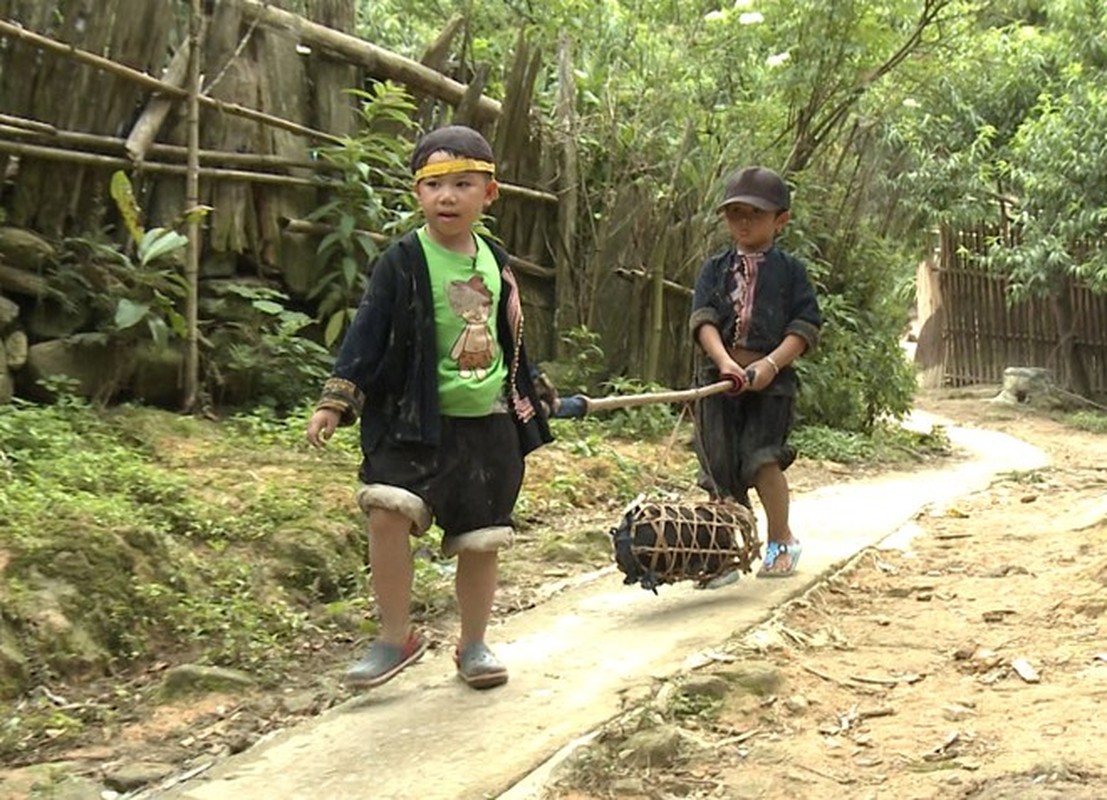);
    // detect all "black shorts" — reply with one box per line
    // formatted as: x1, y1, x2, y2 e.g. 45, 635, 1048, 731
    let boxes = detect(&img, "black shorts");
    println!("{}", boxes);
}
360, 414, 524, 540
693, 390, 796, 505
